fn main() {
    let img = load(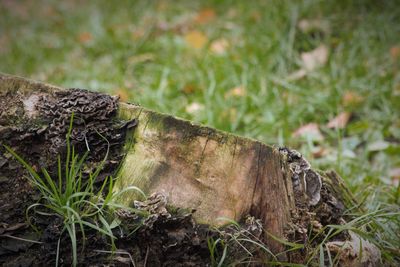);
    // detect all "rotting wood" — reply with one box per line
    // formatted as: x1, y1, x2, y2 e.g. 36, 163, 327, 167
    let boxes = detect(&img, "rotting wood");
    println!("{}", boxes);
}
0, 73, 381, 263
